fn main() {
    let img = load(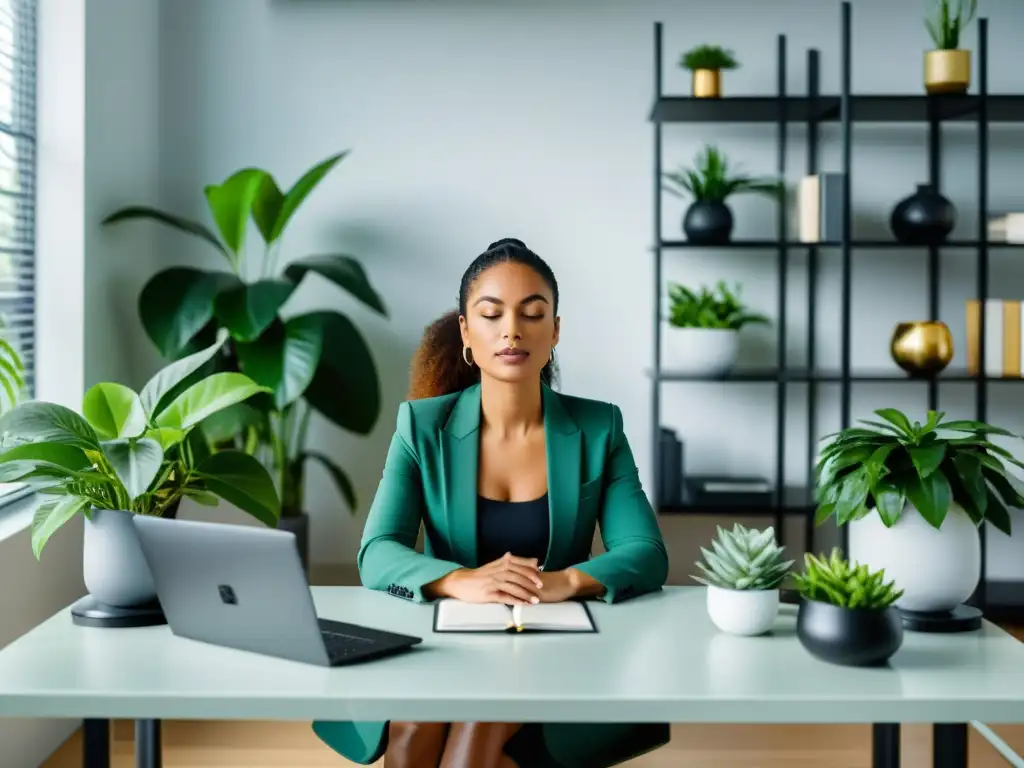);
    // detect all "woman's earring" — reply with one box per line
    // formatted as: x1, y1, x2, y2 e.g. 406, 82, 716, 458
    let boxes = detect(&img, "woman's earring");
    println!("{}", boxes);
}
463, 346, 474, 366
